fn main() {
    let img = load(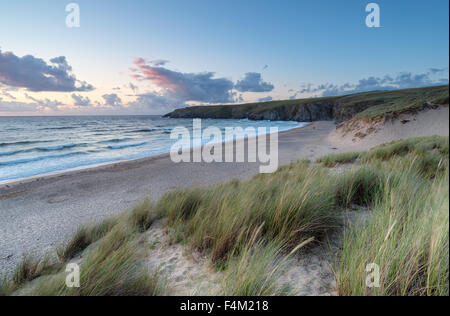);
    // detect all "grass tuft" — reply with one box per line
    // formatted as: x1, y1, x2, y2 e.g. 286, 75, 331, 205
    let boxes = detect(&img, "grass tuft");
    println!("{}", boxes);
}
0, 255, 63, 296
317, 152, 361, 167
27, 225, 169, 296
127, 199, 158, 232
57, 217, 118, 261
221, 240, 291, 296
